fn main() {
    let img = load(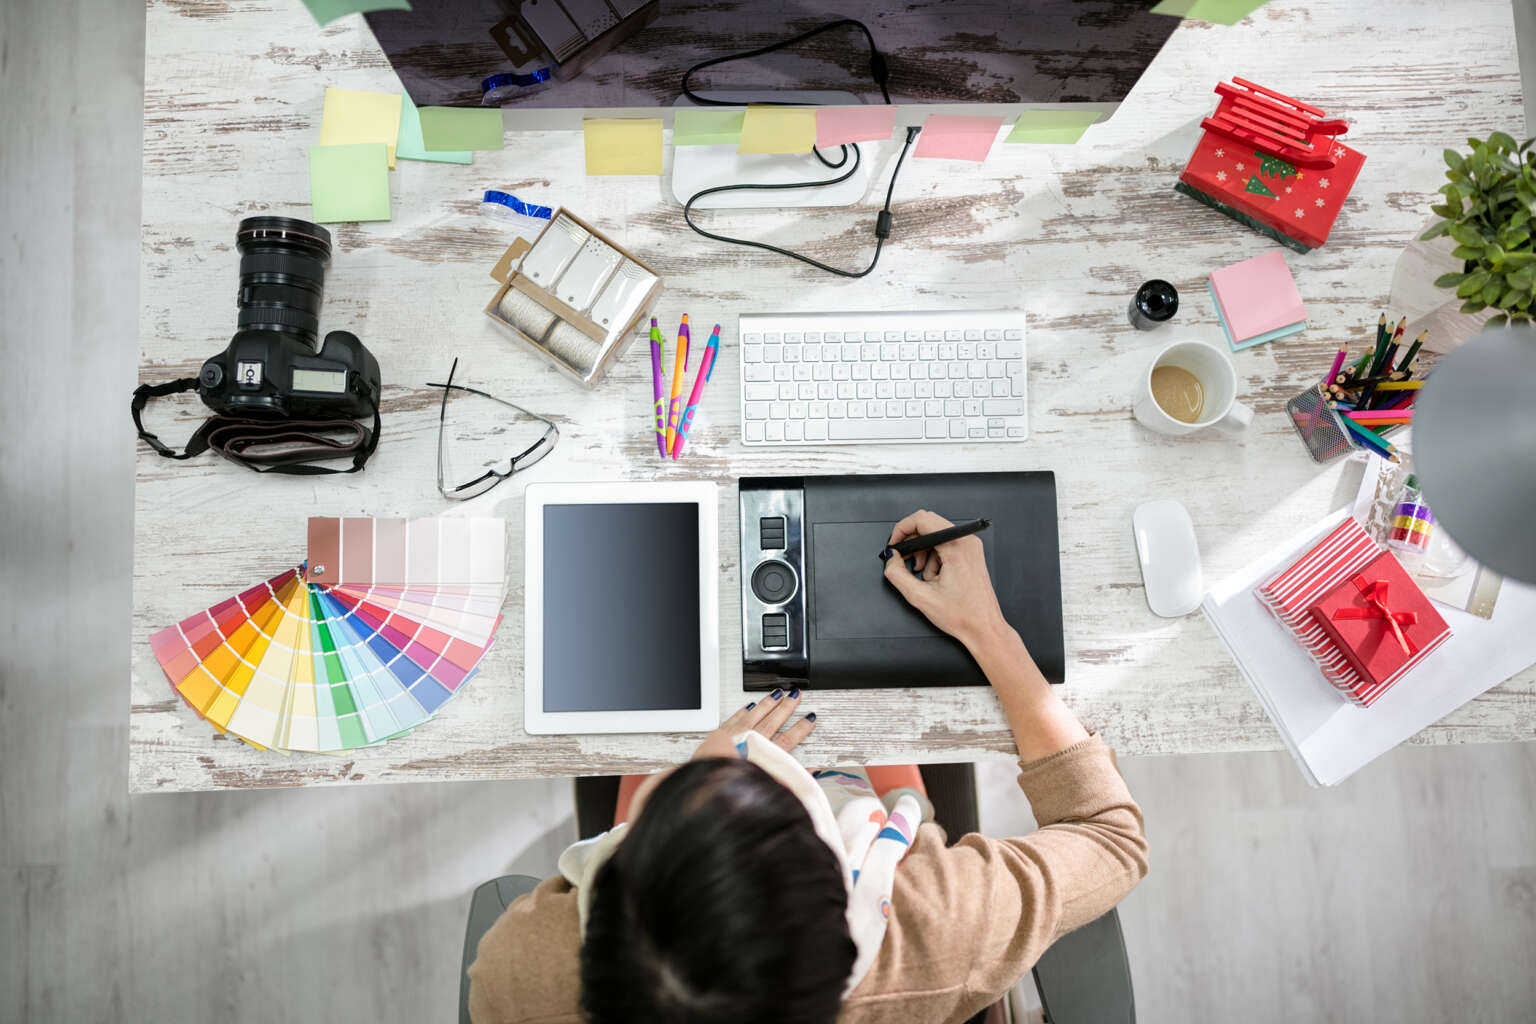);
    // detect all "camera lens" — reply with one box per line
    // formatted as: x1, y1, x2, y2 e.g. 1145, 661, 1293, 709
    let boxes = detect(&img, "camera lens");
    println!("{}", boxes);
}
235, 216, 332, 348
